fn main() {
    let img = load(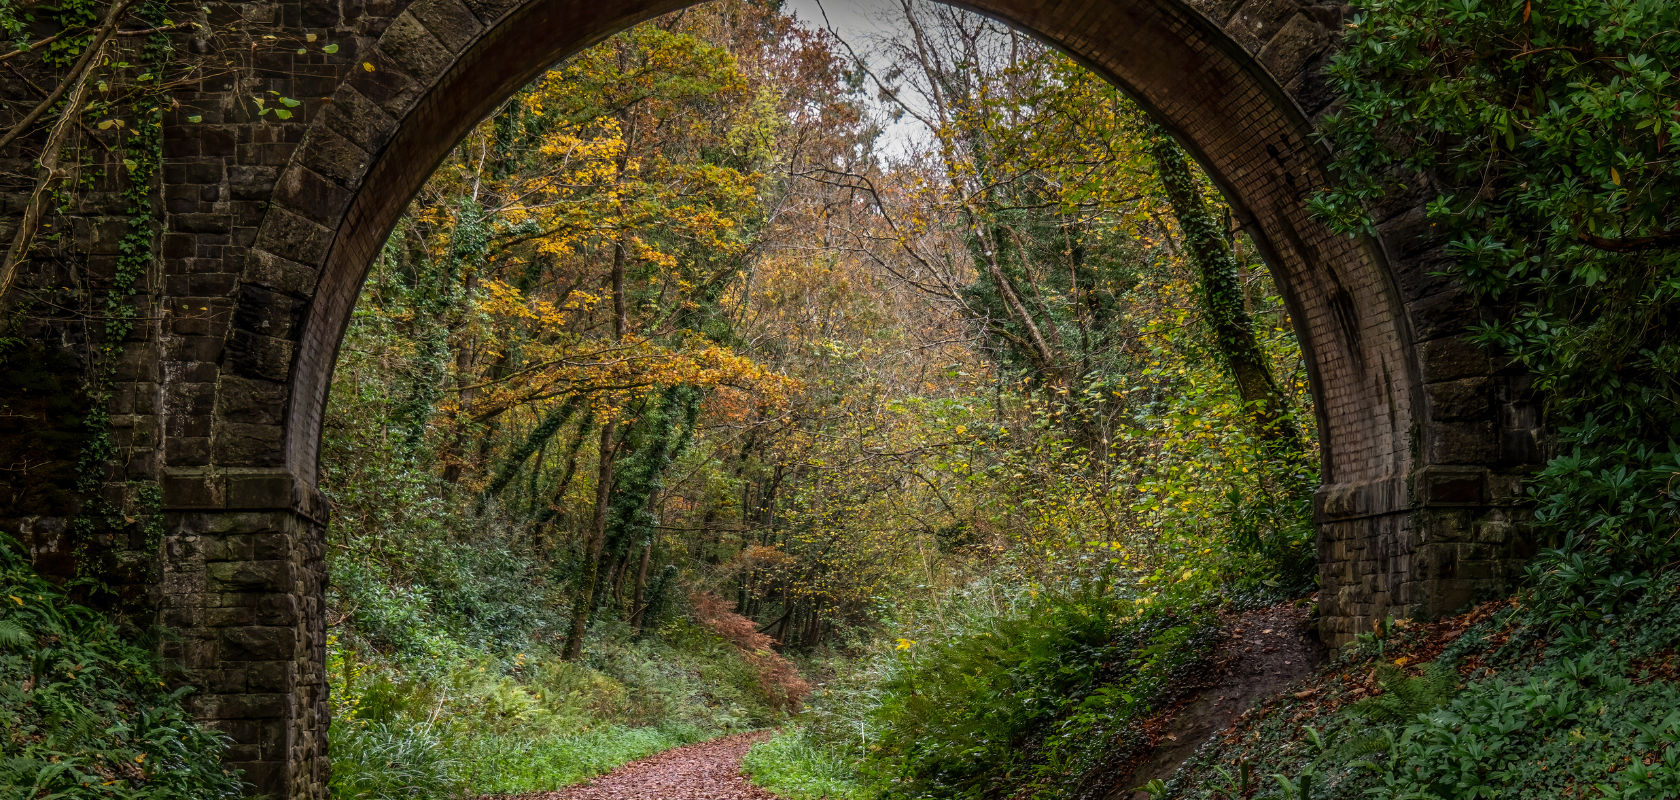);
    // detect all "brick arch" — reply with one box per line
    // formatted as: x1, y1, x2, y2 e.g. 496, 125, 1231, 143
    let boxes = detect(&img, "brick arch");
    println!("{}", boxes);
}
124, 0, 1535, 795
